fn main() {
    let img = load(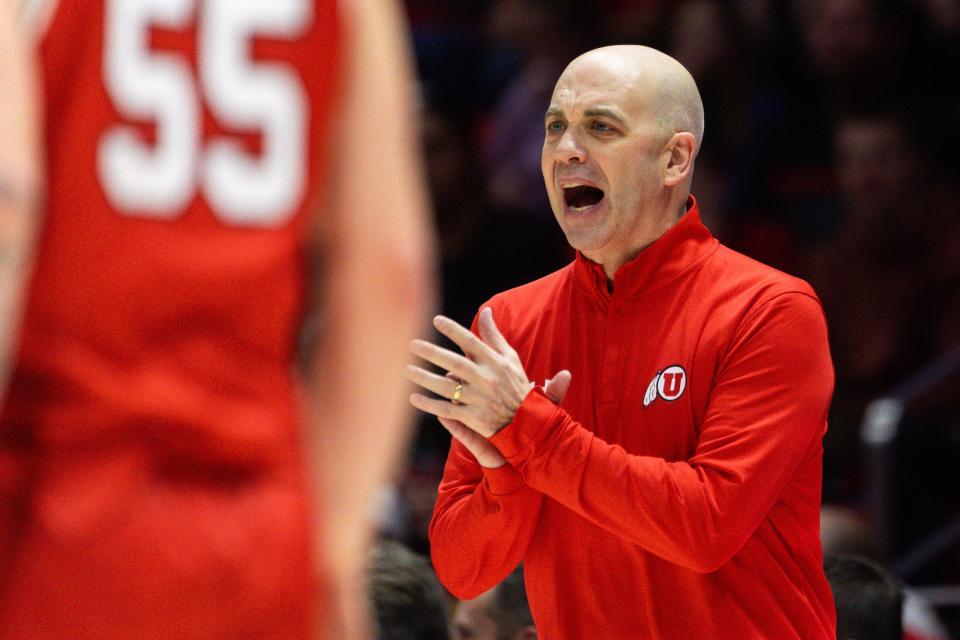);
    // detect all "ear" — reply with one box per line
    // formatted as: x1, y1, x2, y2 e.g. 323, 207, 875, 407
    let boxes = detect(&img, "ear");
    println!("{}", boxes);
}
662, 132, 696, 187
